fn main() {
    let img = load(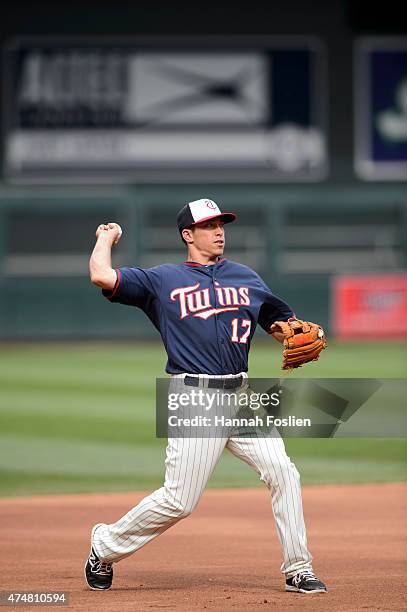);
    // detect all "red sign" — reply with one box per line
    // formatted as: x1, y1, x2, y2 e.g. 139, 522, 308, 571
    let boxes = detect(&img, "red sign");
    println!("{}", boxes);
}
332, 274, 407, 339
